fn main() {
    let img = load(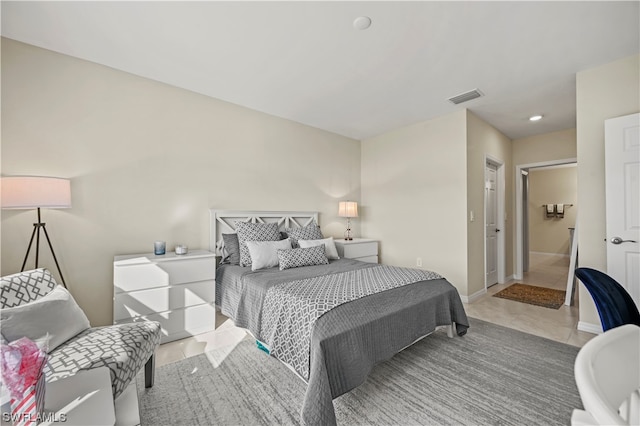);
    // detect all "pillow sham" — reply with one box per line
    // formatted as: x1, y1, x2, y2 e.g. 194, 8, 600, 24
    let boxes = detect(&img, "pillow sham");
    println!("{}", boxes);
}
246, 239, 292, 271
236, 221, 281, 267
298, 237, 340, 260
220, 233, 241, 265
0, 285, 90, 352
284, 223, 324, 248
278, 245, 328, 270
